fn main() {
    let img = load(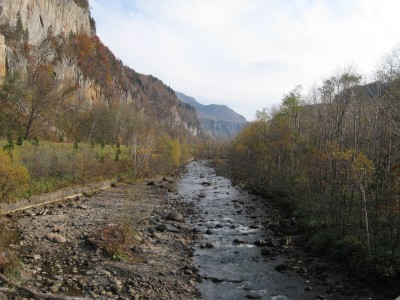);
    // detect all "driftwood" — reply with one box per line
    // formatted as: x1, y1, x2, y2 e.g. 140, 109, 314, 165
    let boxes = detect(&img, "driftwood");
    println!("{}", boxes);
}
0, 273, 85, 300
